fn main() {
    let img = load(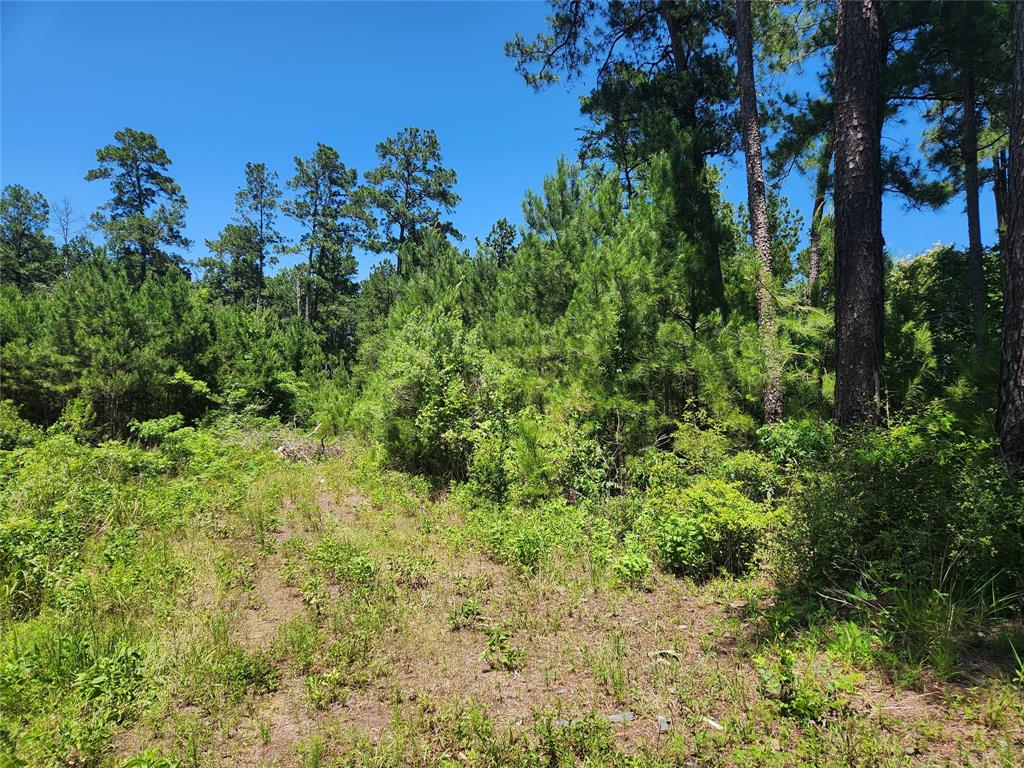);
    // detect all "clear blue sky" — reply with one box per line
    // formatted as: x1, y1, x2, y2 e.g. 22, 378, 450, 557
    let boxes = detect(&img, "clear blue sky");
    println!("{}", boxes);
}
1, 1, 997, 279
